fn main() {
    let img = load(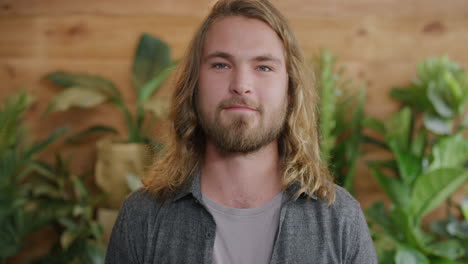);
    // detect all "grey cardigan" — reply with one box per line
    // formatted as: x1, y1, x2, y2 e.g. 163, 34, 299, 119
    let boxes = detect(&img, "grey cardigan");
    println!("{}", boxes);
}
105, 173, 377, 263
